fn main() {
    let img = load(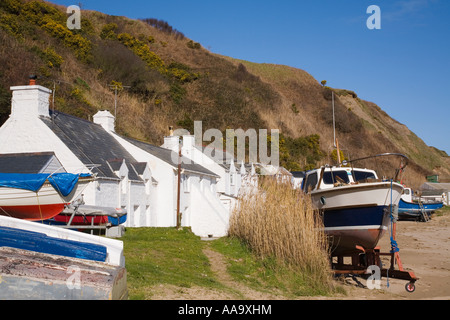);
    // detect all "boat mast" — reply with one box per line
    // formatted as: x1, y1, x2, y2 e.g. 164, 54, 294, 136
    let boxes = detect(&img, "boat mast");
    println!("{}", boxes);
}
332, 91, 341, 164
